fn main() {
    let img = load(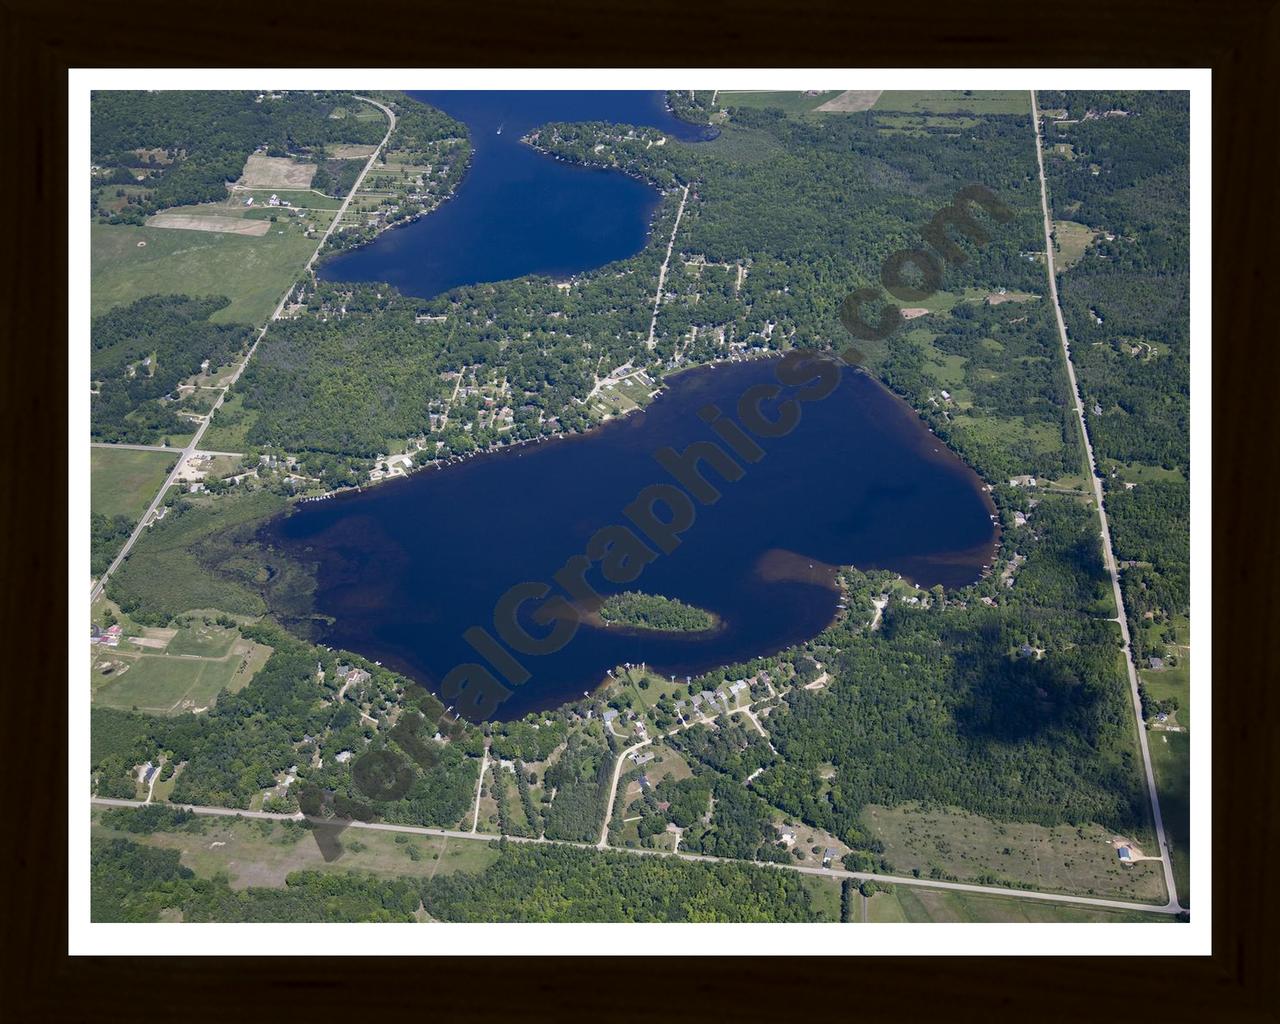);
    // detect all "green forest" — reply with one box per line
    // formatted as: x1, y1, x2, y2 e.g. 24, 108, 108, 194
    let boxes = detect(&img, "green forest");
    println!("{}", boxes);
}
420, 841, 827, 922
1039, 91, 1190, 660
598, 591, 716, 631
